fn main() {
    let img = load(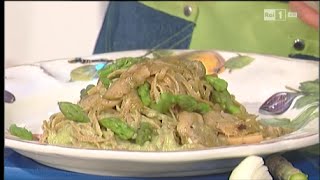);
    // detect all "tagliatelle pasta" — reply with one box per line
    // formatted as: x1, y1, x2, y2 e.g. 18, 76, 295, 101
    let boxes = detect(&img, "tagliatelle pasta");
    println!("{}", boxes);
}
39, 52, 291, 151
